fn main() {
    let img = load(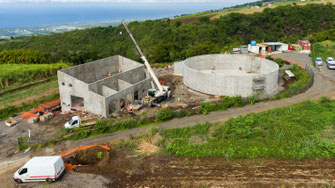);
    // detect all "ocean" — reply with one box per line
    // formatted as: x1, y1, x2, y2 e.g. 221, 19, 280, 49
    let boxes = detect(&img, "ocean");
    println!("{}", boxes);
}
0, 2, 245, 29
